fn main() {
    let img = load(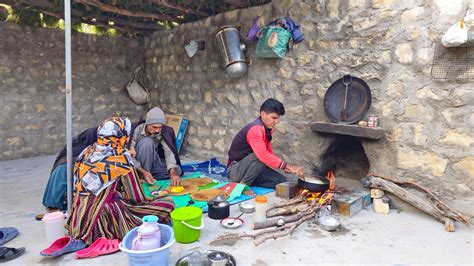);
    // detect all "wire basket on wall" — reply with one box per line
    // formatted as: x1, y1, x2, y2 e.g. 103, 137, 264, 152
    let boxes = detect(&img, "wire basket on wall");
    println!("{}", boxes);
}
431, 43, 474, 80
